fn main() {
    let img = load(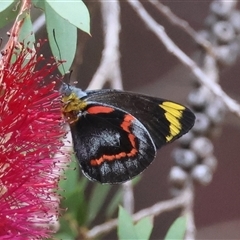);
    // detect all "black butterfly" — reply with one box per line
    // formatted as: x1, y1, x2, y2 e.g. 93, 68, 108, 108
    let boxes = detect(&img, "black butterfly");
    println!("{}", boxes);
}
60, 84, 195, 184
